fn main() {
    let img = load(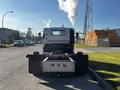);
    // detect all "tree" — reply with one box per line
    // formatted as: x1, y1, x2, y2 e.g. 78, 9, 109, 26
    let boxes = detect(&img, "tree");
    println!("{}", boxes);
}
19, 32, 26, 40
